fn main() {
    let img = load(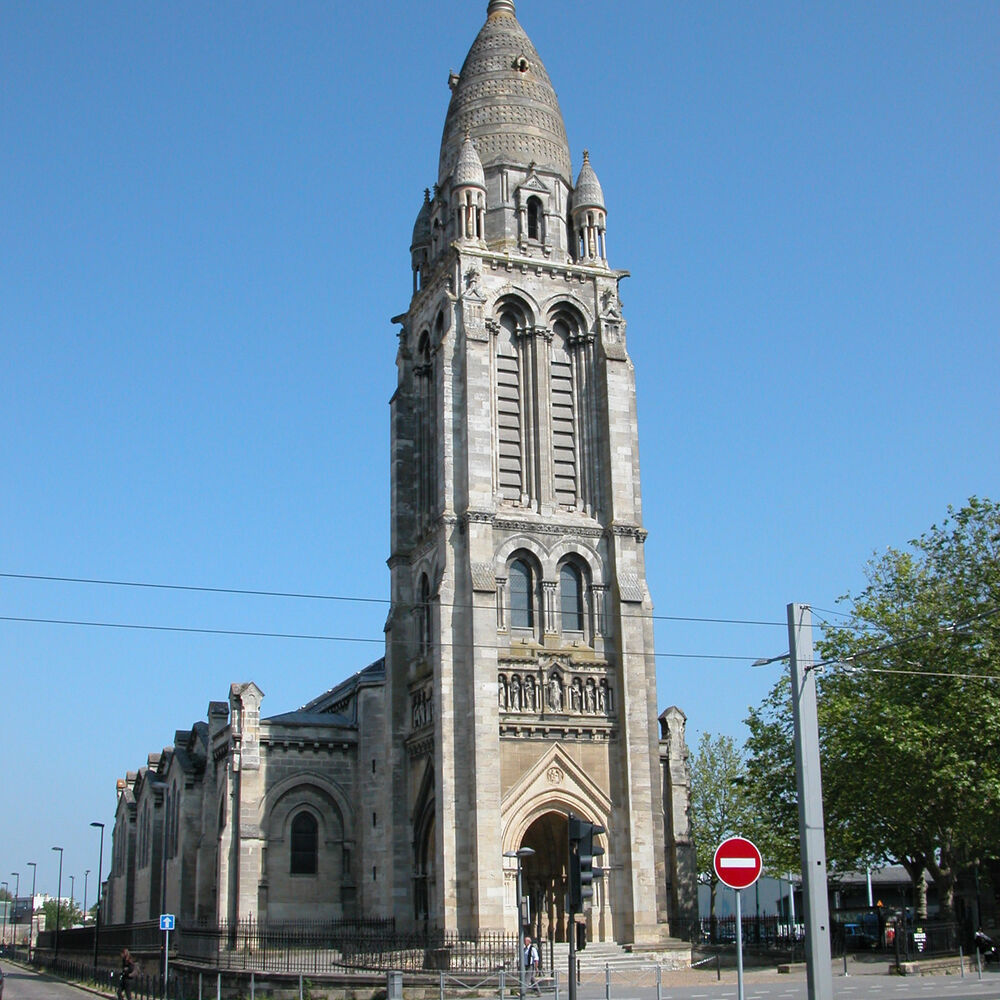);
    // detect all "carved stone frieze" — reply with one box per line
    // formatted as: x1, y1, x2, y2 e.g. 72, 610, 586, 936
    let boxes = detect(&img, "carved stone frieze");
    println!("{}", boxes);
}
498, 660, 613, 721
493, 516, 604, 539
